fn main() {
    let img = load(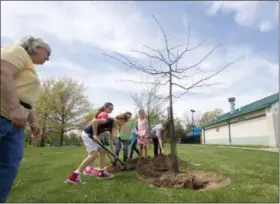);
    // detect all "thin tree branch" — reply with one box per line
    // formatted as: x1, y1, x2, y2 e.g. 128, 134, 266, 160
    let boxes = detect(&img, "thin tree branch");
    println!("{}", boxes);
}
171, 73, 189, 80
142, 45, 169, 65
152, 15, 172, 63
130, 49, 168, 65
174, 44, 222, 74
103, 53, 169, 76
173, 56, 244, 98
117, 79, 169, 86
169, 43, 185, 52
